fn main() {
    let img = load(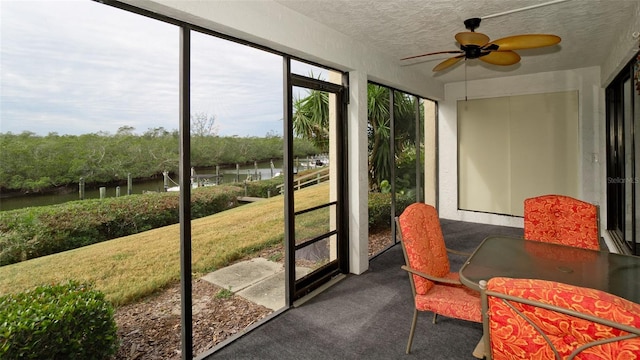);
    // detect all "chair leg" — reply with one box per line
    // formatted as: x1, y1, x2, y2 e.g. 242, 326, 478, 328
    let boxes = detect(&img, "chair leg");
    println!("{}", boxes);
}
432, 313, 437, 324
406, 309, 418, 354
